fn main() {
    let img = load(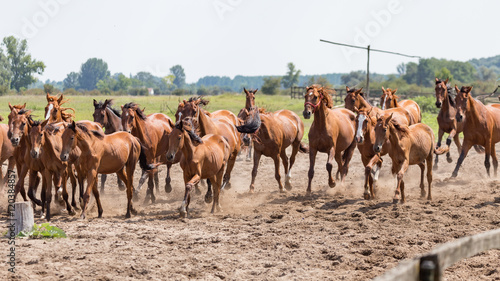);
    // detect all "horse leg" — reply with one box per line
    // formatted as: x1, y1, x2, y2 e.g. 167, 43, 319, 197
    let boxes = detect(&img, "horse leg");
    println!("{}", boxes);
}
280, 150, 291, 191
341, 140, 357, 182
307, 149, 318, 195
81, 171, 97, 219
246, 140, 252, 161
221, 150, 237, 190
418, 163, 426, 199
134, 170, 149, 201
143, 170, 155, 205
100, 174, 107, 194
327, 147, 339, 188
42, 170, 53, 221
272, 154, 284, 193
446, 129, 458, 163
249, 150, 262, 193
154, 169, 160, 193
434, 128, 445, 170
364, 155, 380, 200
451, 141, 473, 178
68, 165, 79, 210
453, 133, 462, 154
27, 169, 42, 207
120, 168, 135, 218
394, 161, 409, 204
180, 175, 200, 218
285, 142, 300, 190
165, 163, 172, 193
205, 179, 213, 204
15, 164, 30, 202
426, 152, 433, 201
61, 169, 75, 216
211, 169, 225, 214
91, 175, 104, 218
117, 174, 125, 191
491, 143, 498, 177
